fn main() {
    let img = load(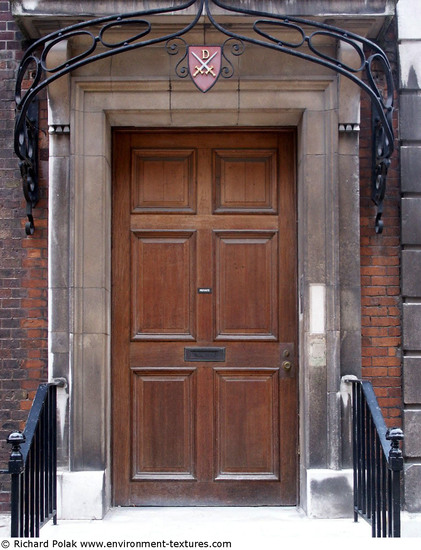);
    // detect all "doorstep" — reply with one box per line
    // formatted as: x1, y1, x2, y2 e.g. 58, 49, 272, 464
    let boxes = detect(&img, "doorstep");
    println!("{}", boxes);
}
2, 507, 372, 541
1, 509, 420, 542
